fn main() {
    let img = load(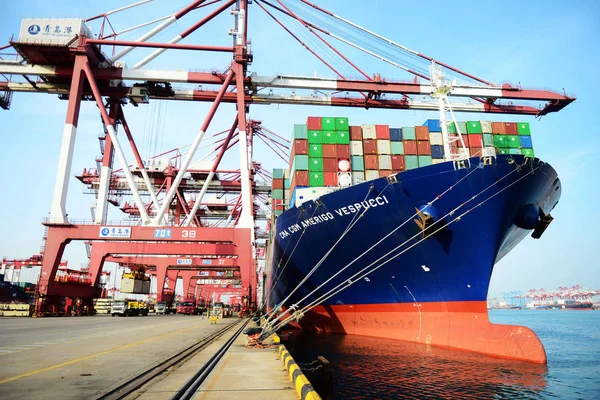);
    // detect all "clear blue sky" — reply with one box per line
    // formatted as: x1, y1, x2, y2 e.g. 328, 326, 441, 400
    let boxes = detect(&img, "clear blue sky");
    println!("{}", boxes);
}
0, 1, 598, 296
